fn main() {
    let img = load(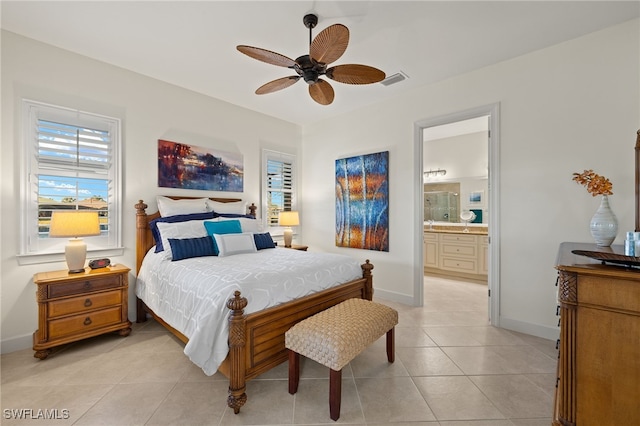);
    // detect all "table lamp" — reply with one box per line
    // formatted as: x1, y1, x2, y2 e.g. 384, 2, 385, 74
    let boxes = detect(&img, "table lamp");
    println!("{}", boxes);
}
278, 211, 299, 248
49, 211, 101, 273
